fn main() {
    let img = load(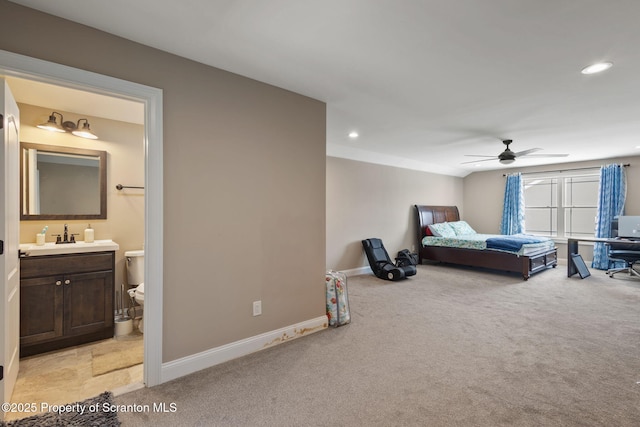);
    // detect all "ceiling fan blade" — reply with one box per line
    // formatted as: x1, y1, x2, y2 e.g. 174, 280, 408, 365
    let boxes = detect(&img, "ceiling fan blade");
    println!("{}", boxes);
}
513, 148, 541, 157
520, 153, 569, 158
461, 157, 498, 164
463, 154, 498, 158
